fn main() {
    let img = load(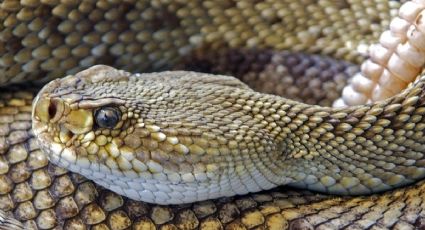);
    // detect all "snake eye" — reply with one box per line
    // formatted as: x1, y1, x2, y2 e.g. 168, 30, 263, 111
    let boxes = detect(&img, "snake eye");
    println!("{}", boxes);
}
94, 107, 121, 129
